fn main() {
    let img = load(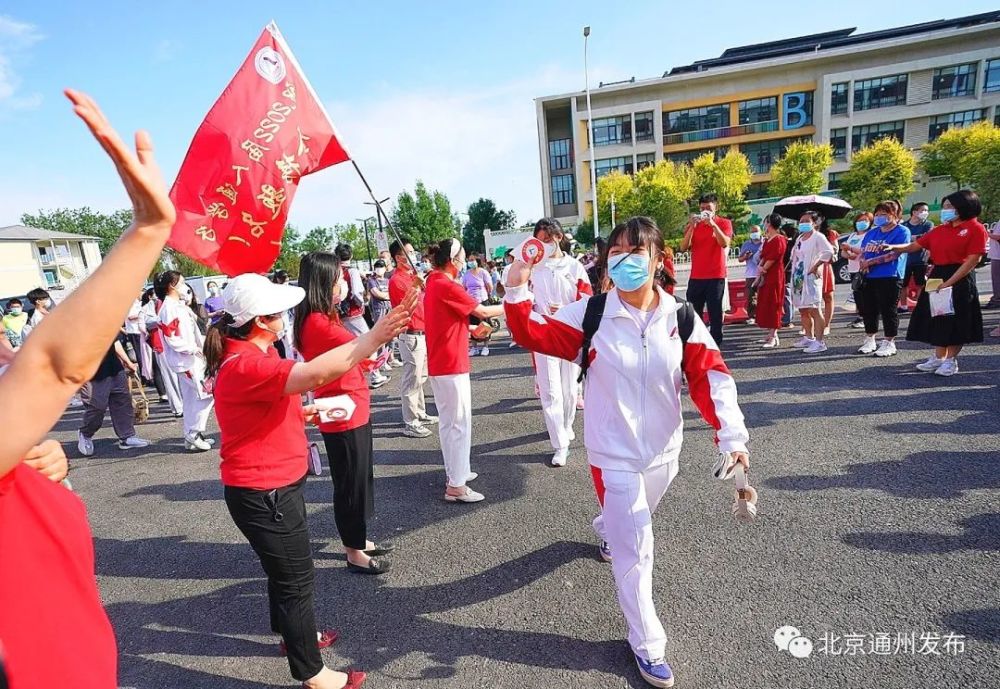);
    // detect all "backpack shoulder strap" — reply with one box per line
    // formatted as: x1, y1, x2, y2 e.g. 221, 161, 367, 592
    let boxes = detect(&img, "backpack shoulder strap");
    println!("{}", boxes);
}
577, 293, 608, 383
673, 297, 697, 369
